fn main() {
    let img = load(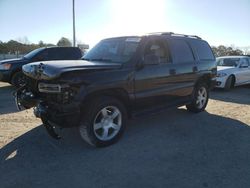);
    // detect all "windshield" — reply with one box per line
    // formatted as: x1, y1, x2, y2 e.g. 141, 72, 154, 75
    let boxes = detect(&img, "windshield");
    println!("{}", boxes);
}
24, 48, 44, 59
217, 58, 240, 67
82, 37, 141, 63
